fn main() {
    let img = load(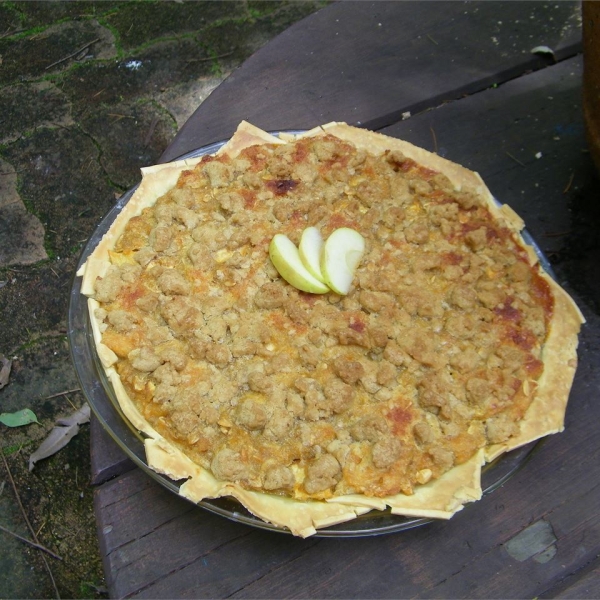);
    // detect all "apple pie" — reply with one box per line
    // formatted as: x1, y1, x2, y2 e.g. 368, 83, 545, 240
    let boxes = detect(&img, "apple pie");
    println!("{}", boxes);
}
79, 122, 584, 536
